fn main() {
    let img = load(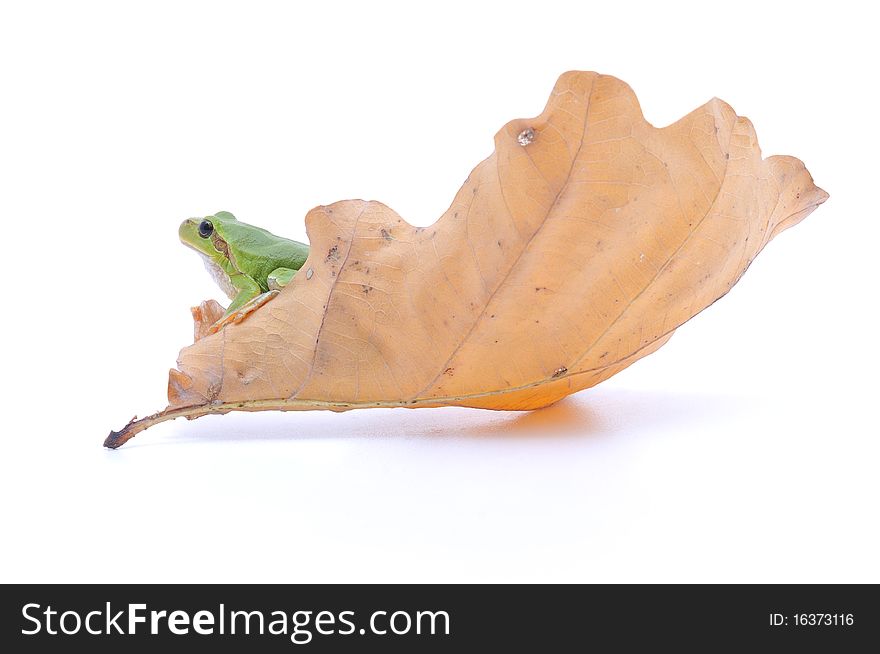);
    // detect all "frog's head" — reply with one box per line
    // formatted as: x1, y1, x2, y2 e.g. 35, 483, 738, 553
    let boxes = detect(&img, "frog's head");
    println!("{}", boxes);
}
178, 211, 238, 262
179, 211, 242, 300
